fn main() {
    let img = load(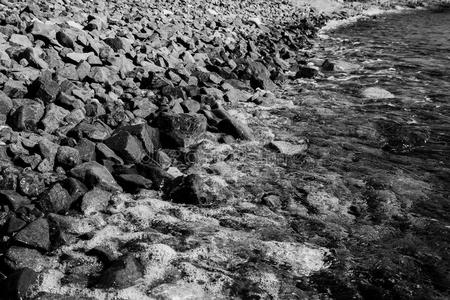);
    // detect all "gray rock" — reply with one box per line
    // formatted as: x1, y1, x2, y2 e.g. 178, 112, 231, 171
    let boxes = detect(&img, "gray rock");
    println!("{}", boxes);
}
36, 183, 72, 214
269, 140, 308, 156
361, 87, 395, 99
0, 190, 31, 211
13, 217, 51, 251
9, 100, 45, 131
104, 131, 145, 163
81, 187, 111, 215
41, 104, 69, 133
70, 161, 122, 192
157, 113, 207, 148
97, 255, 144, 289
0, 268, 39, 300
3, 80, 28, 98
56, 146, 80, 169
4, 246, 52, 272
9, 34, 33, 47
